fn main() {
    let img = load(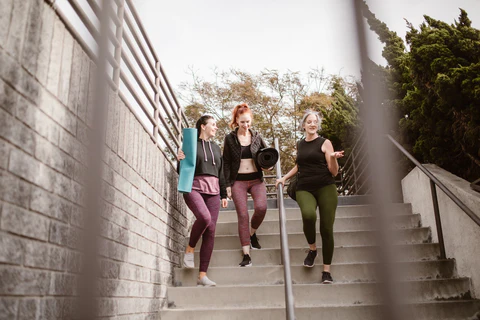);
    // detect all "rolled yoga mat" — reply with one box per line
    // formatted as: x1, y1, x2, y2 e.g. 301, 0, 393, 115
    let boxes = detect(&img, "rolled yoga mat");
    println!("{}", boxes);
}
256, 147, 279, 169
178, 128, 198, 193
